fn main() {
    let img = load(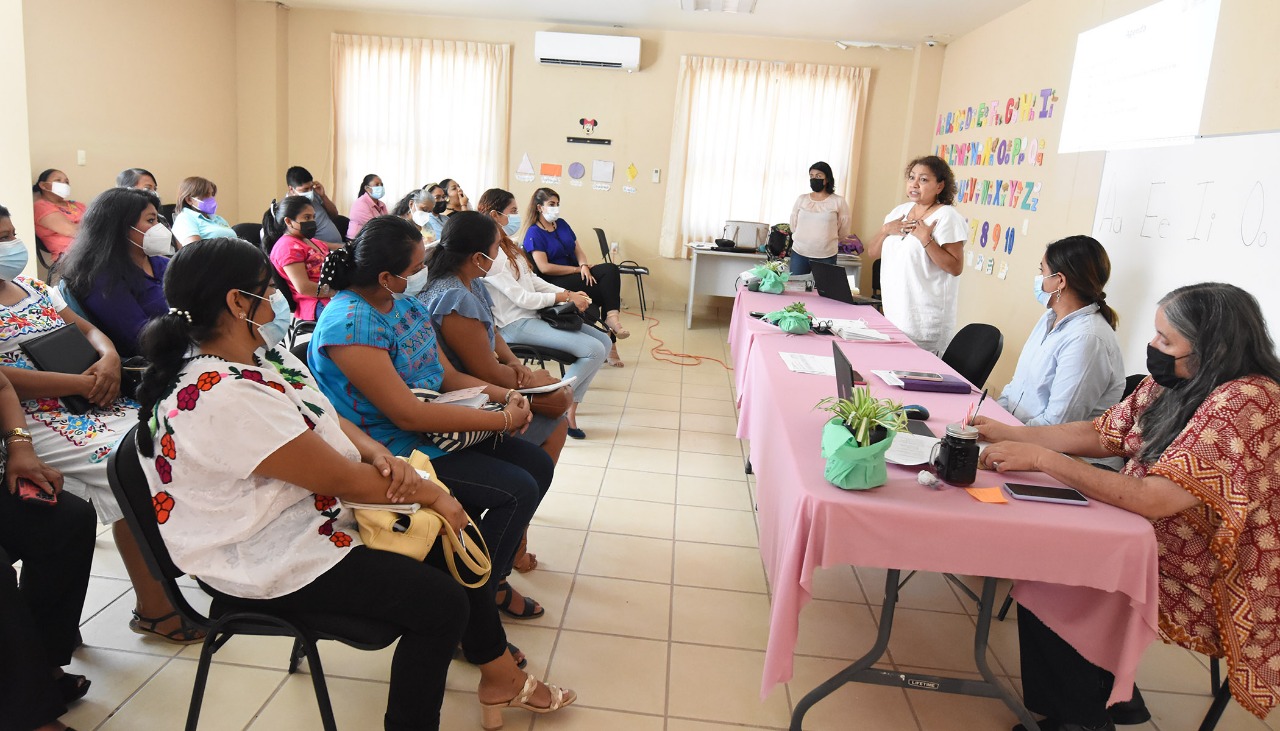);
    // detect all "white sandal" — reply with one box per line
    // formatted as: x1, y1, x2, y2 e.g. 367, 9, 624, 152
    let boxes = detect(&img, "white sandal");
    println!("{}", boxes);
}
480, 672, 576, 729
